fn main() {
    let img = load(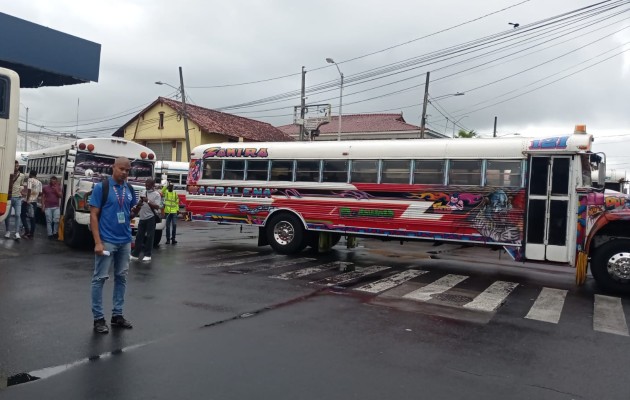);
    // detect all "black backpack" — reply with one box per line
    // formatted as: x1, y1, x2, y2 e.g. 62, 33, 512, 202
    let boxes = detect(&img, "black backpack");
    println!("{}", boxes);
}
98, 178, 136, 220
